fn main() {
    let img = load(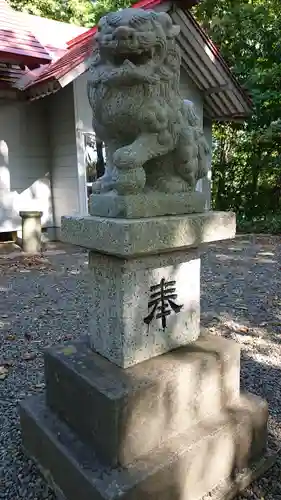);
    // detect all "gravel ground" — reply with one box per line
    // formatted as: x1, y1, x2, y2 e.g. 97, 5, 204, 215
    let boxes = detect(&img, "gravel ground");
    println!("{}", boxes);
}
0, 235, 281, 499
